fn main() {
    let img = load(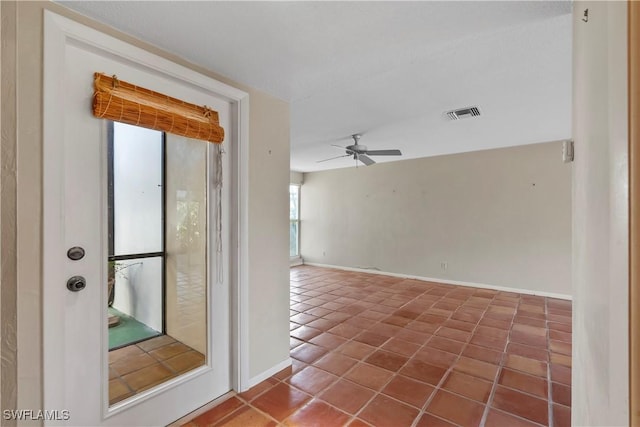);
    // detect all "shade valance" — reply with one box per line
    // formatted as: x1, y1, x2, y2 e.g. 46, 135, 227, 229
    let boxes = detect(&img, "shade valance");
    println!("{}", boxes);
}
92, 73, 224, 143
